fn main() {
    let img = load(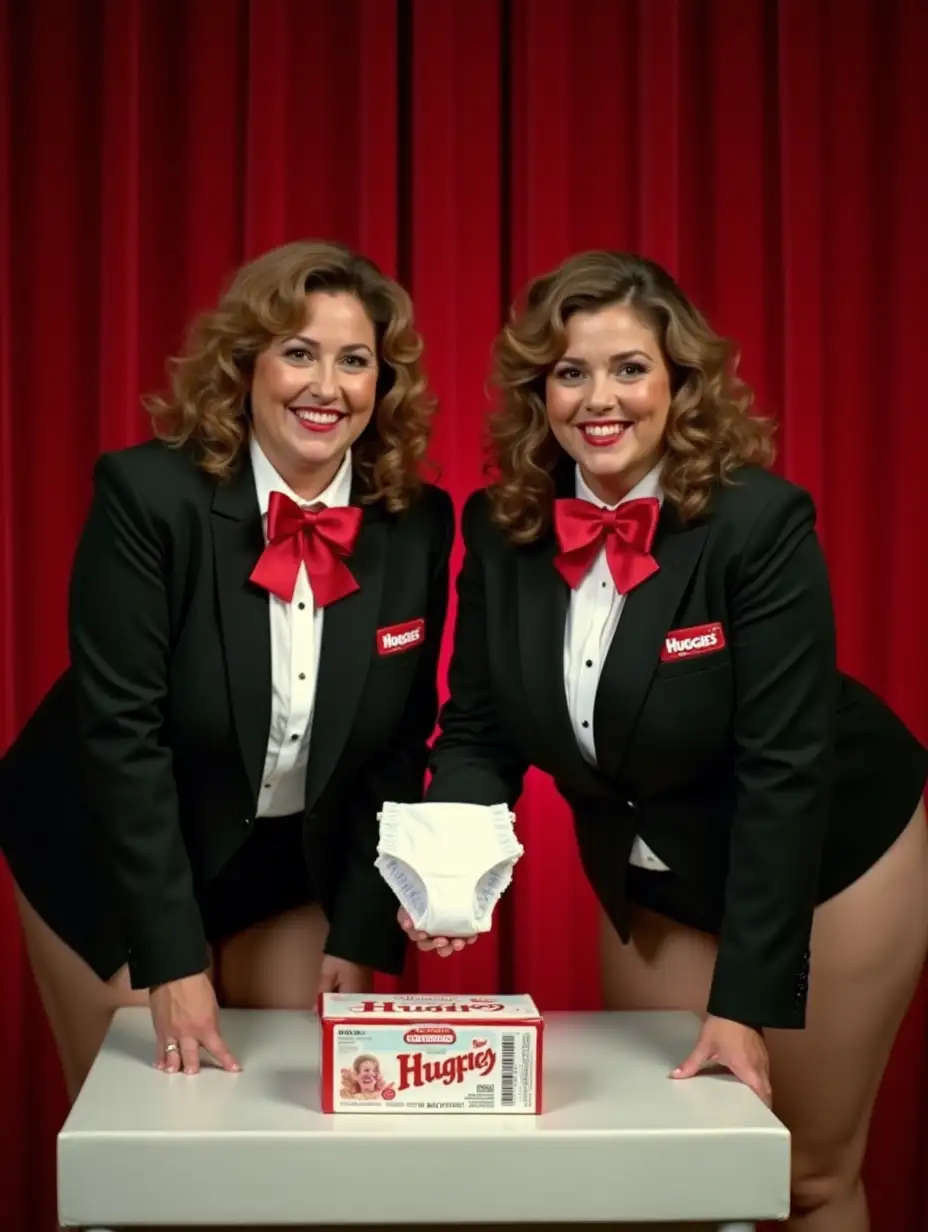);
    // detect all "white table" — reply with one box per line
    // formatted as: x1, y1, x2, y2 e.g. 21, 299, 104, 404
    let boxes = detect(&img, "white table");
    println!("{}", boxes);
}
58, 1008, 789, 1229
